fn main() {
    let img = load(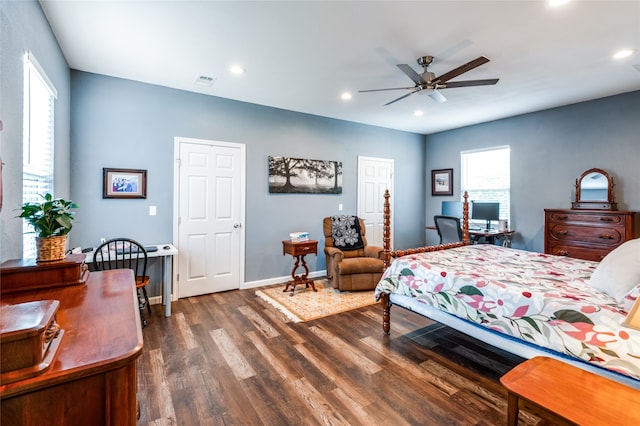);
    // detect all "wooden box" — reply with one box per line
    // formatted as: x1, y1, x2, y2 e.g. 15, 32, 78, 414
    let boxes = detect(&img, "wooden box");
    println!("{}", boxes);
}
0, 300, 64, 384
0, 254, 89, 295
